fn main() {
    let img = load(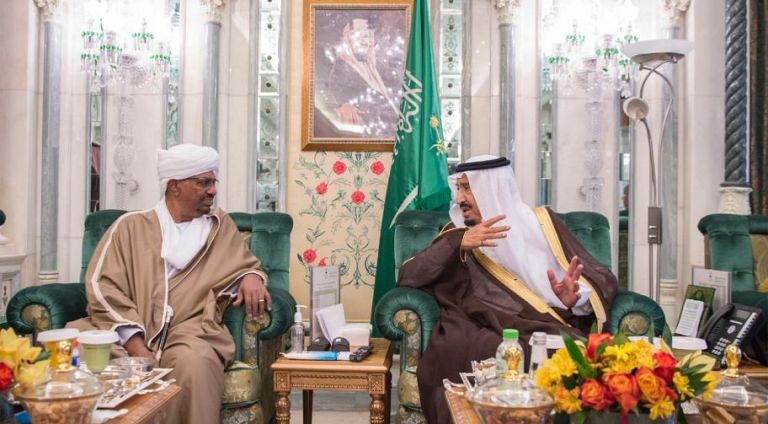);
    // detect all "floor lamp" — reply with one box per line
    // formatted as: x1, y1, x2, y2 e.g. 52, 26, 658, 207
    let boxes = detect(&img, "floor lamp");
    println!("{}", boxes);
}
620, 39, 694, 303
